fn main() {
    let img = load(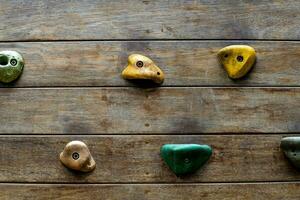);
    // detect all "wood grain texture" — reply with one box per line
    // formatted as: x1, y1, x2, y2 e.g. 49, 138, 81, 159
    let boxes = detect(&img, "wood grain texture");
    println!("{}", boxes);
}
0, 88, 299, 134
1, 0, 299, 196
2, 183, 300, 200
1, 41, 300, 87
0, 135, 299, 183
1, 0, 300, 40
